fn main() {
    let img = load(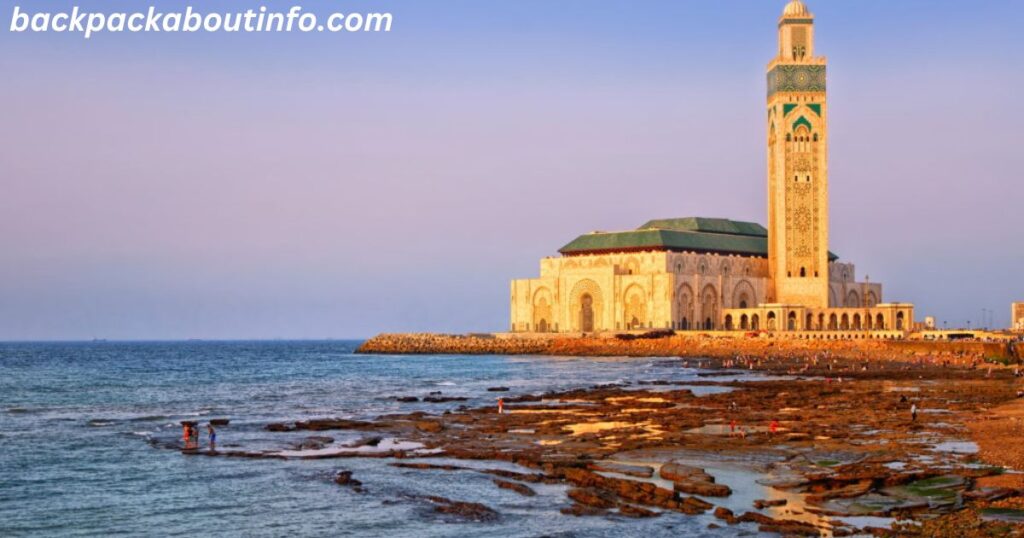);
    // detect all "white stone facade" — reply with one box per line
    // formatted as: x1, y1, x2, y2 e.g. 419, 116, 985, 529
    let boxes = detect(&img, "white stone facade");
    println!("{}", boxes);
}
510, 251, 888, 333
